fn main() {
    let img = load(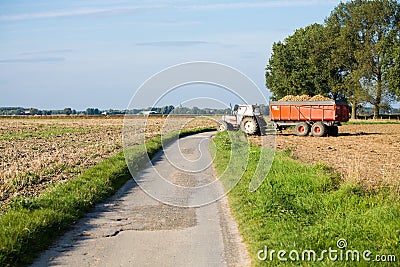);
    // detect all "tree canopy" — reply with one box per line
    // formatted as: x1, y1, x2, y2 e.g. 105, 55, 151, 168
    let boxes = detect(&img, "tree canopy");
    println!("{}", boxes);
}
266, 24, 336, 100
266, 0, 400, 118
